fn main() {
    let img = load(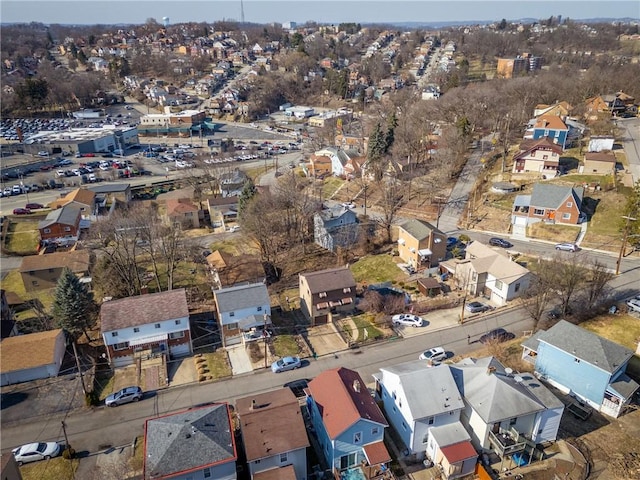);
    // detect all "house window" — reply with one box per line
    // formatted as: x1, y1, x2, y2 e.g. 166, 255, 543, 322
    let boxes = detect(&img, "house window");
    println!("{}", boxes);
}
562, 213, 571, 220
343, 287, 351, 293
48, 268, 54, 273
64, 226, 71, 232
154, 323, 161, 329
534, 208, 545, 216
133, 328, 140, 333
495, 279, 504, 290
111, 332, 118, 337
428, 416, 434, 425
169, 331, 184, 339
174, 319, 181, 325
353, 431, 362, 444
510, 418, 517, 426
372, 426, 380, 436
113, 342, 129, 351
226, 322, 238, 331
279, 452, 288, 463
319, 292, 327, 298
423, 433, 429, 443
566, 202, 573, 207
203, 468, 212, 478
515, 283, 521, 293
44, 228, 51, 234
392, 391, 397, 400
543, 155, 548, 160
574, 358, 580, 363
402, 422, 407, 431
472, 272, 477, 281
229, 312, 235, 317
257, 306, 262, 312
32, 281, 38, 286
